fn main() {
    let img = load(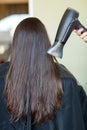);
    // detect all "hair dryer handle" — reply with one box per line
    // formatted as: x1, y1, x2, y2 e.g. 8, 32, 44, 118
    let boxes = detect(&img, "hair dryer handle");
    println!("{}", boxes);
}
75, 19, 87, 32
